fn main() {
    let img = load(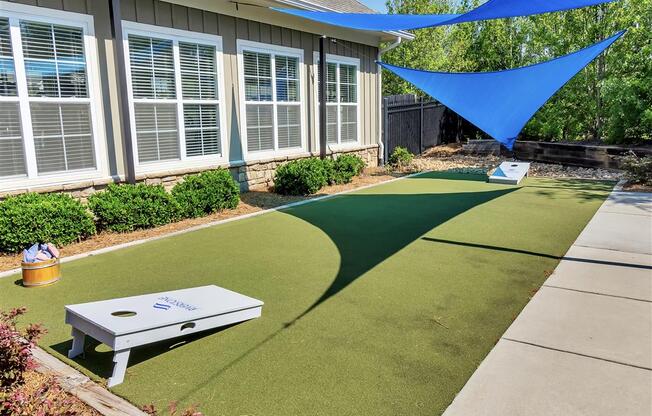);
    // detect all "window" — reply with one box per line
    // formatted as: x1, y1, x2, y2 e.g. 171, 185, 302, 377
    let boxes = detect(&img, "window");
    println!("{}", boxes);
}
123, 22, 225, 172
315, 54, 360, 146
0, 17, 24, 177
0, 4, 103, 189
238, 41, 304, 158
